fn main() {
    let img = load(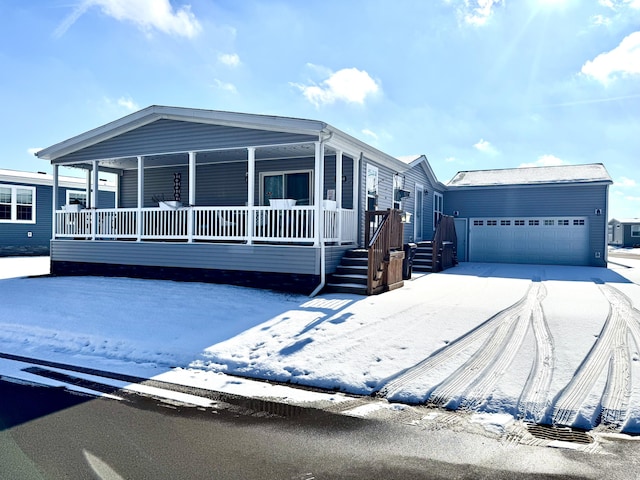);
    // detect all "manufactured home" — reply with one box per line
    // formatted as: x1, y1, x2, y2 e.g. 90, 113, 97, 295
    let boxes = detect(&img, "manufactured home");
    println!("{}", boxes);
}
0, 169, 115, 256
35, 106, 611, 294
609, 218, 640, 248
